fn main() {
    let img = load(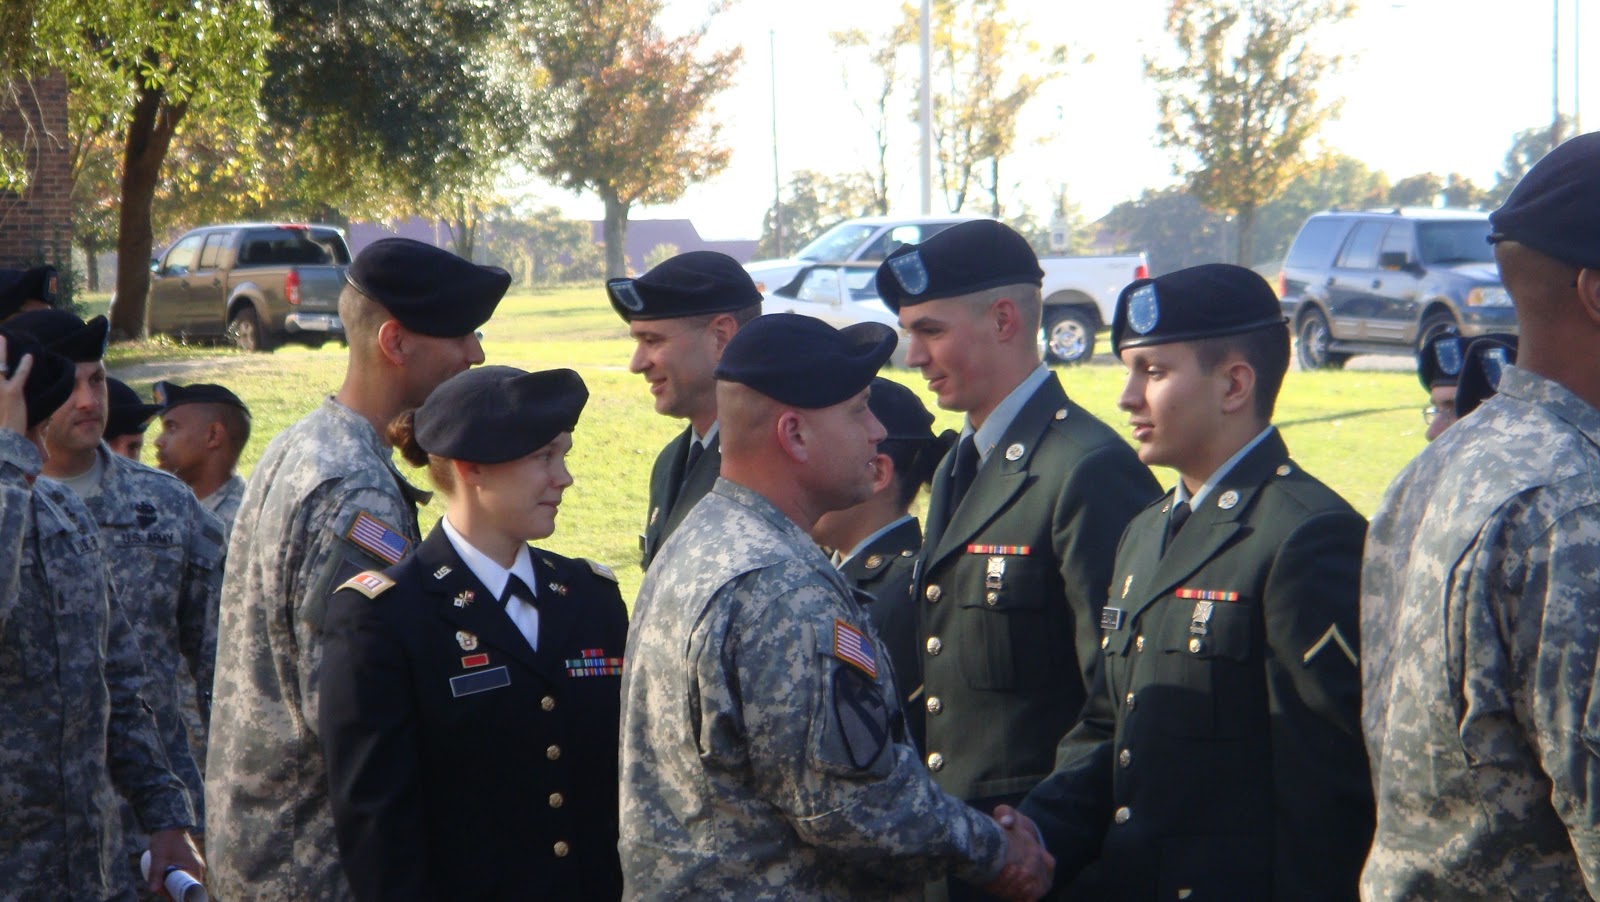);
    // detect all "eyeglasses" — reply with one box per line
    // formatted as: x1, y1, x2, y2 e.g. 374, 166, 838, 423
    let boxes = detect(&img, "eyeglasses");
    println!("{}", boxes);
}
1422, 405, 1456, 426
